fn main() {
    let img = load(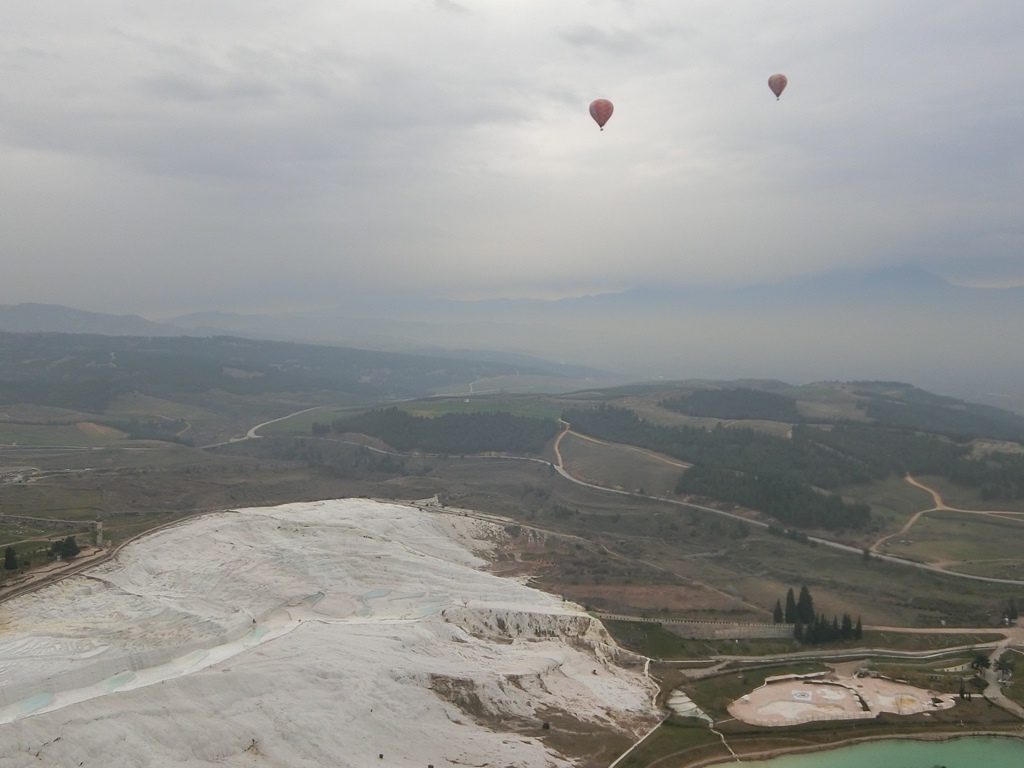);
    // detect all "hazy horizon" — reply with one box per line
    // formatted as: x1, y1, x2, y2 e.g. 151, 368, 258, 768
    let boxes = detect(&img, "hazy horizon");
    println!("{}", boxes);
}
3, 1, 1023, 317
3, 263, 1022, 414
